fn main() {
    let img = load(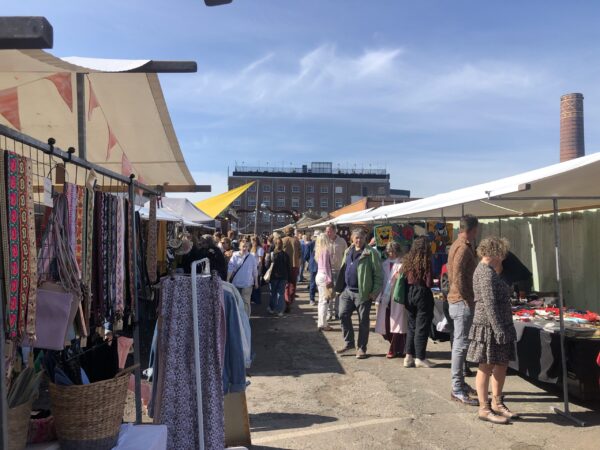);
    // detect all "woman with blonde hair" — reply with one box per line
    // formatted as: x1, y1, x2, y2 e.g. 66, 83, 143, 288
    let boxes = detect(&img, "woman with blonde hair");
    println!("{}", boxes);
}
315, 233, 334, 331
467, 236, 518, 424
267, 236, 292, 317
375, 241, 408, 358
